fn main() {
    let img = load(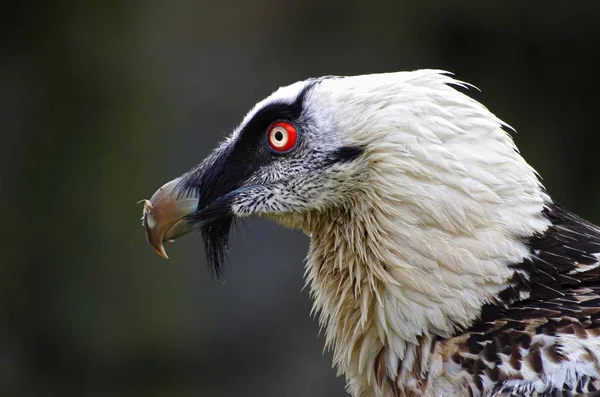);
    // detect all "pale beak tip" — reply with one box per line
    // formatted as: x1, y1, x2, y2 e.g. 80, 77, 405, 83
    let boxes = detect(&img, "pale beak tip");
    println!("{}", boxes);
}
153, 243, 170, 260
141, 177, 198, 260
